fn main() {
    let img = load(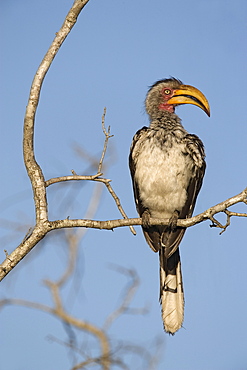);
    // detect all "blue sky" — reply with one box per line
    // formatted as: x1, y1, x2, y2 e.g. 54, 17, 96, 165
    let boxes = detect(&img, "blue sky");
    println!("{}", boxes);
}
1, 0, 247, 369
